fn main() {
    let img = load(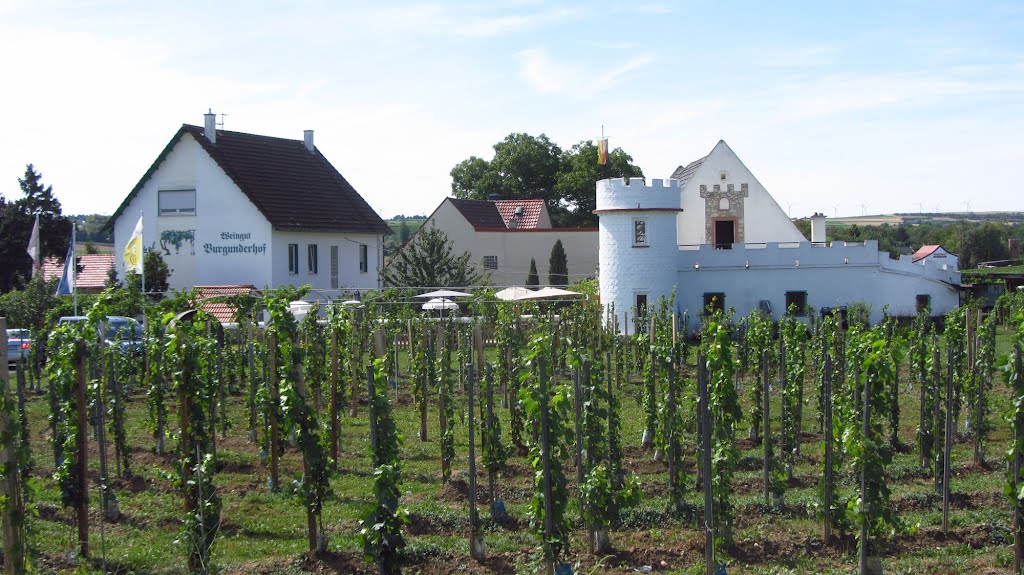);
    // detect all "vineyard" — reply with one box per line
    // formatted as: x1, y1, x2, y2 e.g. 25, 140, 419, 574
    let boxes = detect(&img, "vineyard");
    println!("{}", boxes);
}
2, 286, 1024, 575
